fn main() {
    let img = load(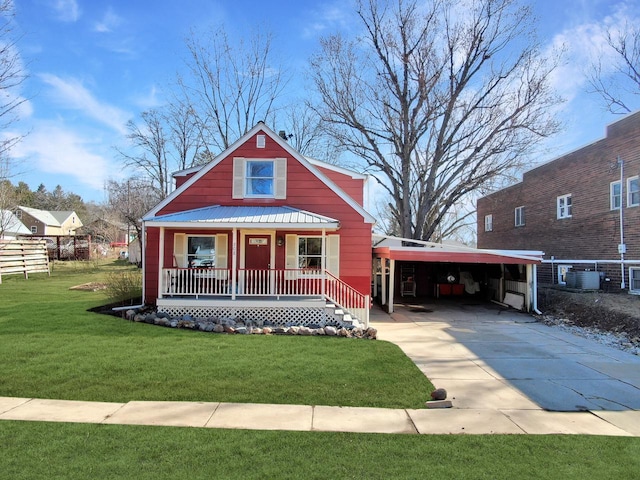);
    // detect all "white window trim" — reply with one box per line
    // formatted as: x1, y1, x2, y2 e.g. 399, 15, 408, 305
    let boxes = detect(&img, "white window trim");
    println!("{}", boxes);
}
557, 194, 572, 219
173, 233, 228, 271
630, 267, 640, 294
285, 234, 339, 278
610, 180, 621, 210
484, 214, 493, 232
244, 159, 275, 198
627, 176, 639, 207
514, 206, 525, 227
30, 225, 37, 234
256, 134, 266, 148
232, 157, 287, 200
